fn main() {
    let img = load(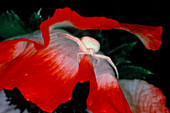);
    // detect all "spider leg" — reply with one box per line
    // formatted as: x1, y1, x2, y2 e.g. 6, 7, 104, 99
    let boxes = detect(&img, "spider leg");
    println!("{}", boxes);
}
93, 54, 119, 79
92, 55, 100, 68
57, 33, 88, 53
